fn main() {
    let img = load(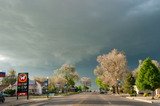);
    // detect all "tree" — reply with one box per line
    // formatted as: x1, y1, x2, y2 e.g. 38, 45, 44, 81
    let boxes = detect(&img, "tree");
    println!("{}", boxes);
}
34, 77, 46, 82
95, 77, 109, 92
80, 77, 91, 91
94, 49, 128, 93
56, 64, 79, 89
136, 58, 160, 99
2, 69, 17, 85
51, 74, 67, 93
122, 72, 135, 95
